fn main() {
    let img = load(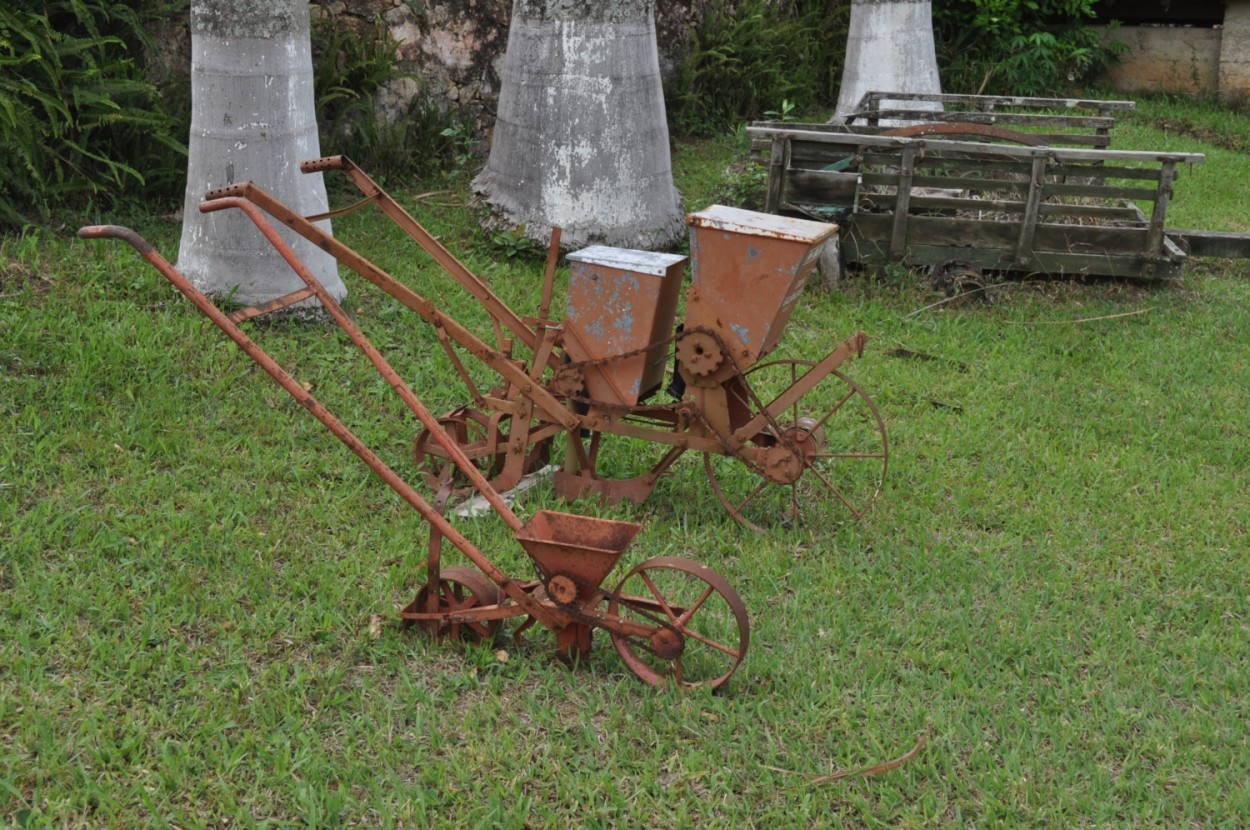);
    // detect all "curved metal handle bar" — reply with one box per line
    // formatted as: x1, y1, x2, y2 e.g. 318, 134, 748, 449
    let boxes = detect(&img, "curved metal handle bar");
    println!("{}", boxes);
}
76, 223, 564, 627
295, 154, 543, 356
198, 181, 580, 434
197, 196, 527, 532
